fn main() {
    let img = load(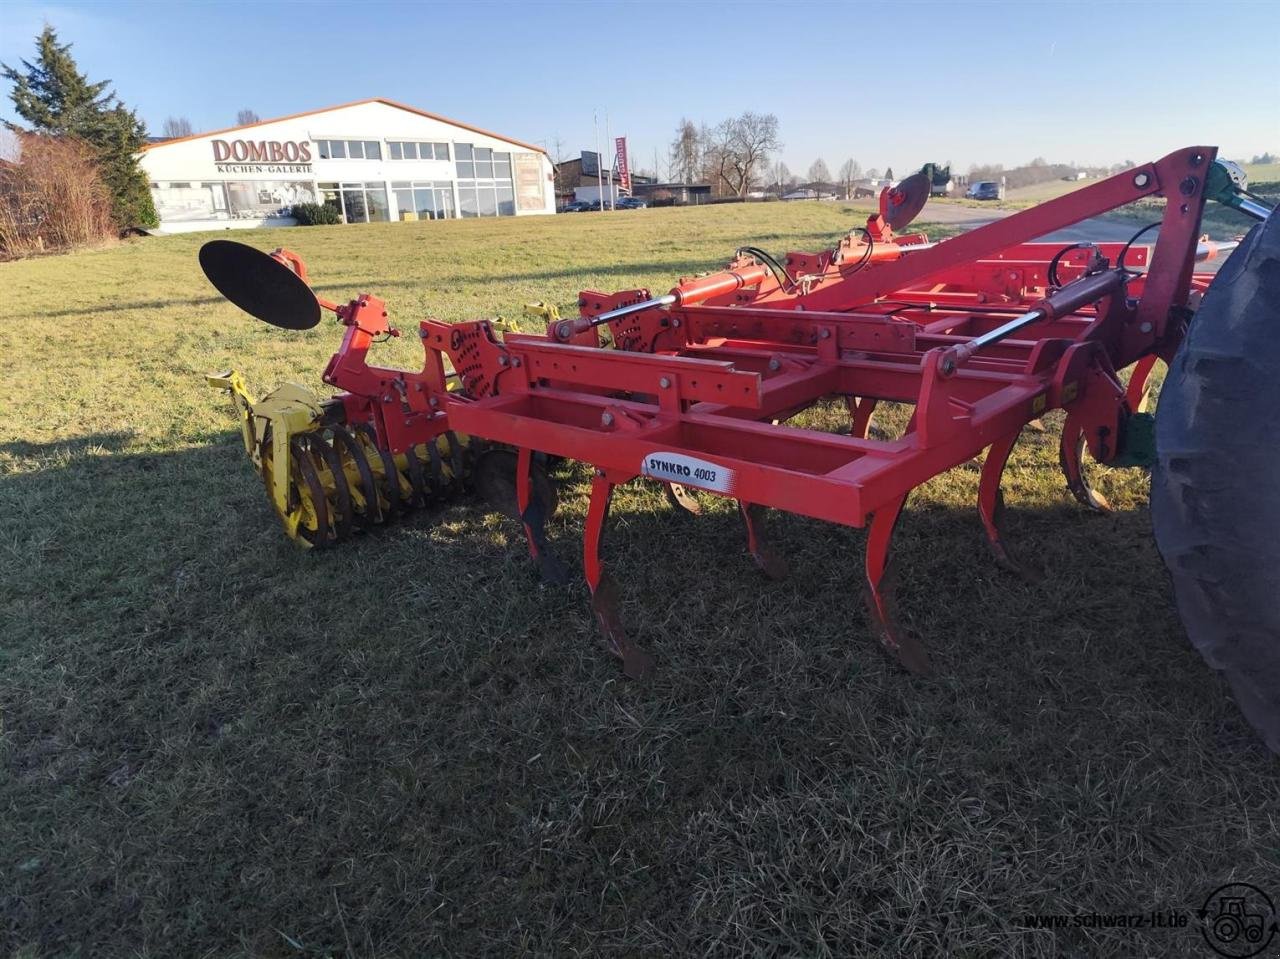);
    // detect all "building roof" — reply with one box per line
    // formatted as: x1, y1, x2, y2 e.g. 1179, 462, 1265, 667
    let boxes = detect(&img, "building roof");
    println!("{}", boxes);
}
139, 97, 547, 155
